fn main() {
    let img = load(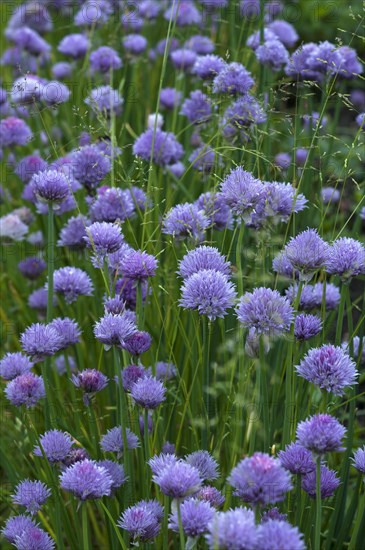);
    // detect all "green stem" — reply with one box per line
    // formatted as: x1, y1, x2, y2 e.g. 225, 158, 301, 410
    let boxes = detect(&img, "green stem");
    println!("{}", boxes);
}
82, 504, 90, 550
315, 456, 322, 550
143, 408, 150, 496
177, 500, 185, 550
335, 283, 347, 345
295, 474, 302, 530
202, 318, 211, 450
349, 484, 365, 550
42, 204, 56, 428
259, 336, 269, 451
283, 281, 303, 445
163, 495, 169, 550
